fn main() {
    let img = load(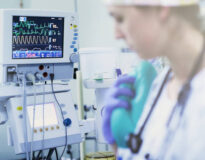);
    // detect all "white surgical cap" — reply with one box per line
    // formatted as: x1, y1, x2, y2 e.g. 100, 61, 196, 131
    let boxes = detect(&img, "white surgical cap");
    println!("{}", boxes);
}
104, 0, 199, 6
